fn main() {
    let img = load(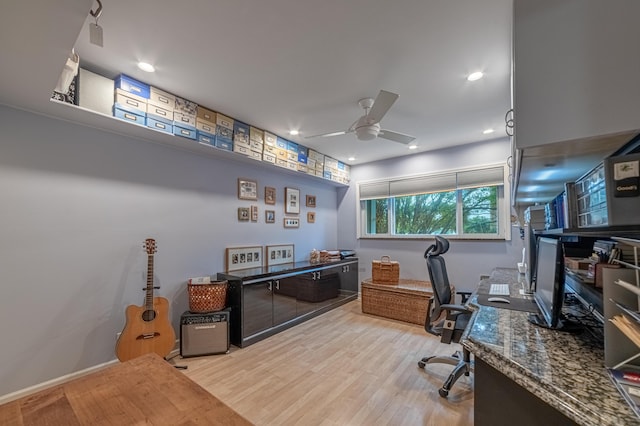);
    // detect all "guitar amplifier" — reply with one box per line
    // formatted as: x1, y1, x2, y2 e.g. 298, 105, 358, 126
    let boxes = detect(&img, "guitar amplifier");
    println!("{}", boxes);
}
180, 309, 230, 357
